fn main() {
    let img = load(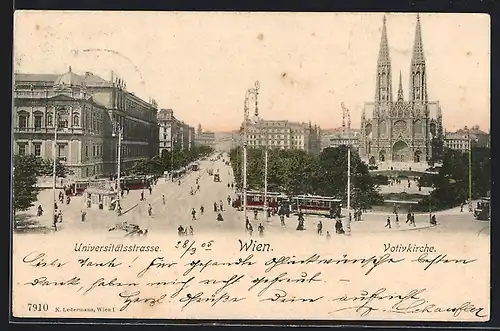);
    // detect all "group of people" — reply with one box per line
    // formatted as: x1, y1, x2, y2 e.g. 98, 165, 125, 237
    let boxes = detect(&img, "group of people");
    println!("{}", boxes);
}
245, 217, 265, 237
177, 224, 194, 236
